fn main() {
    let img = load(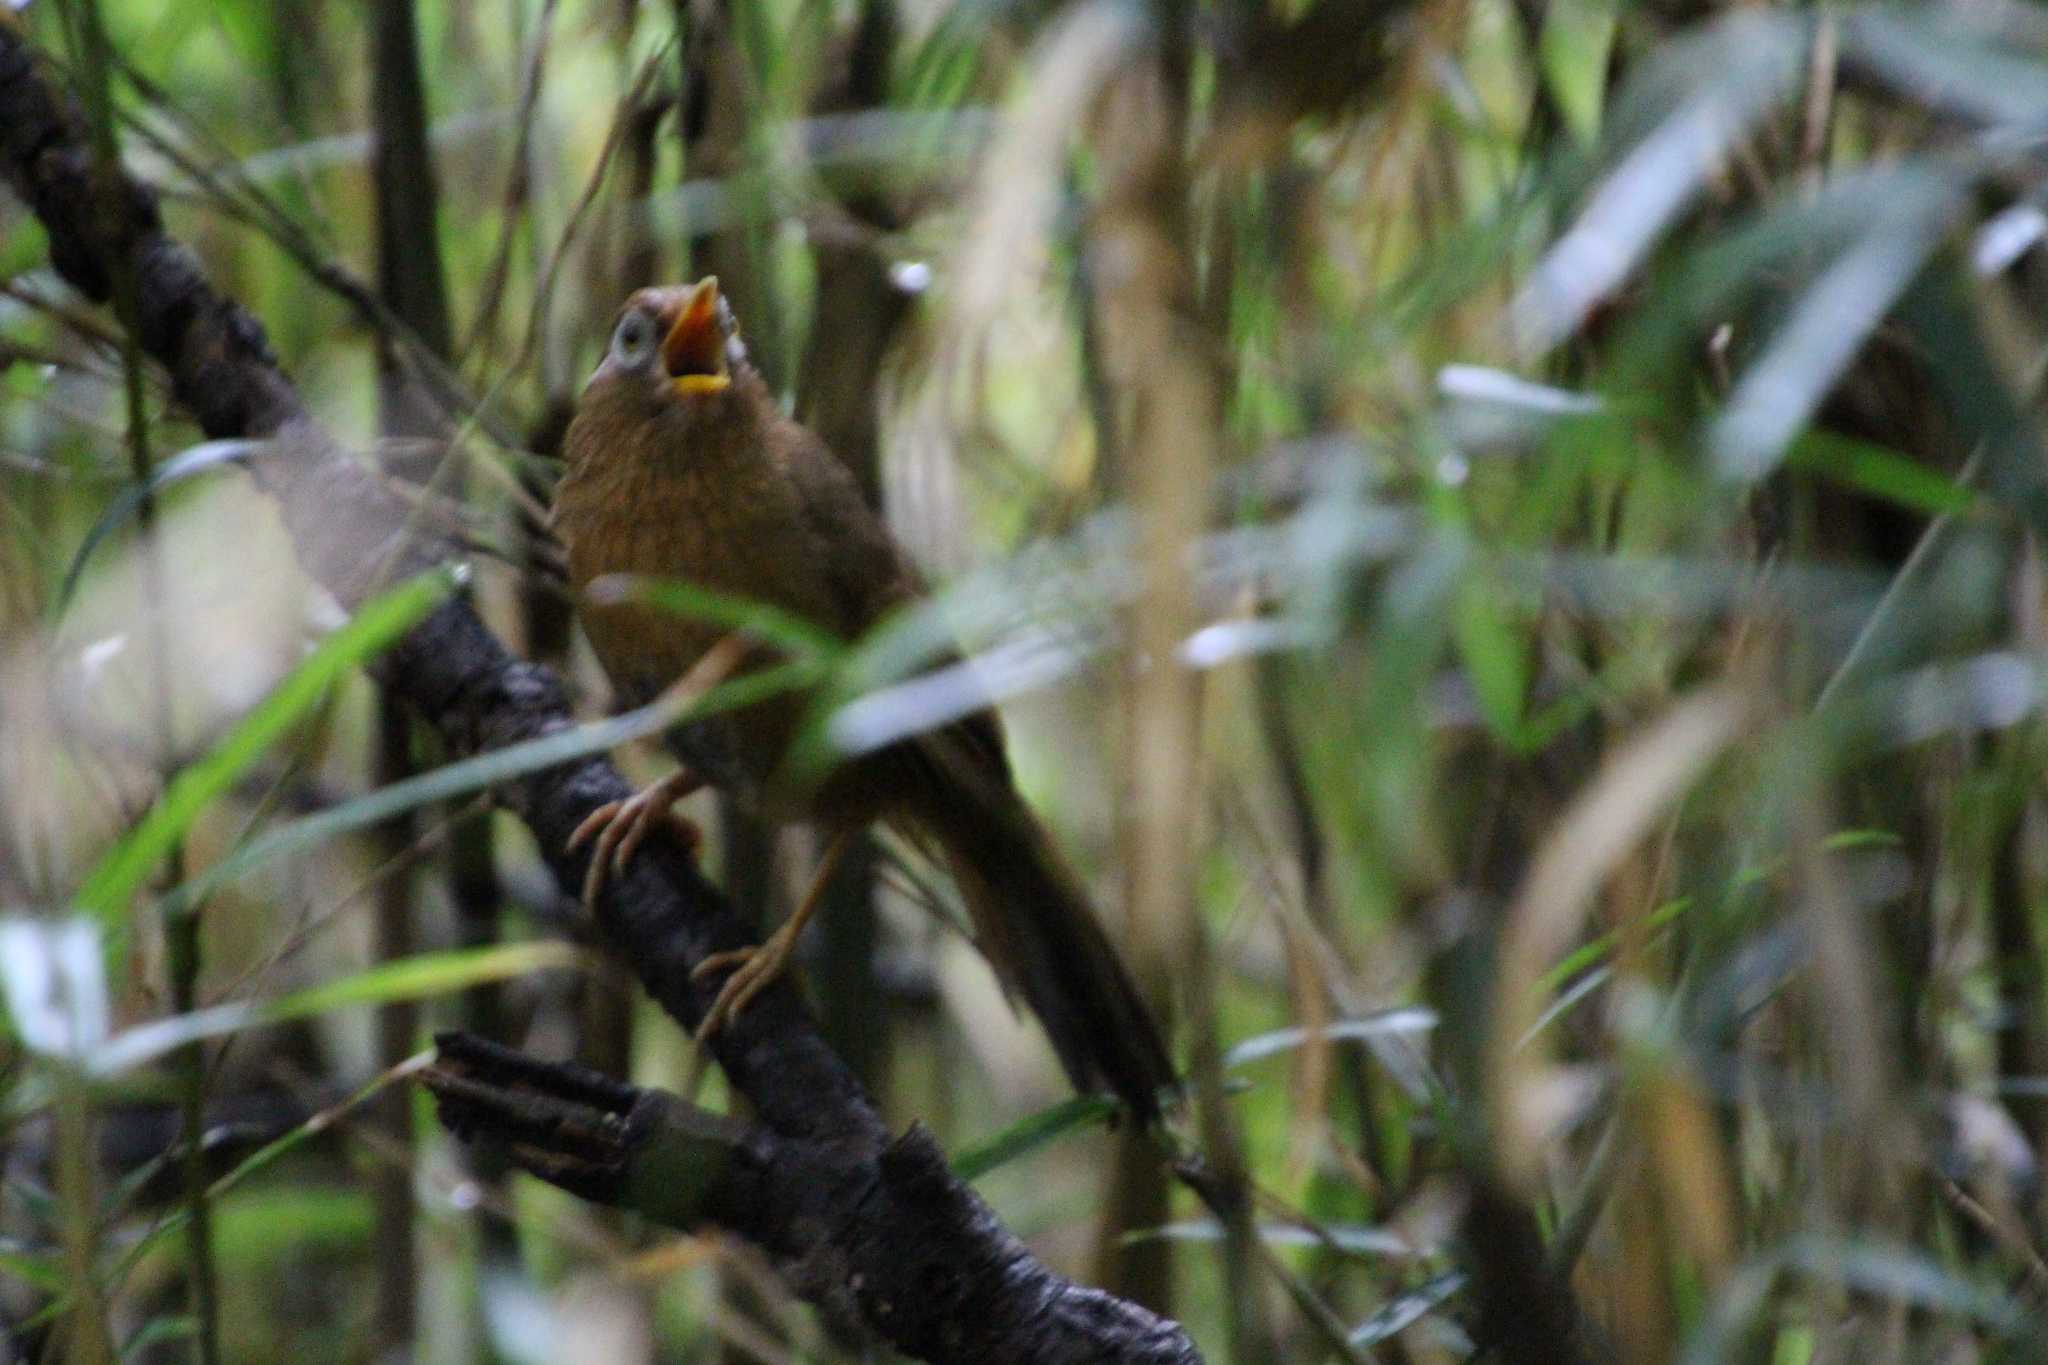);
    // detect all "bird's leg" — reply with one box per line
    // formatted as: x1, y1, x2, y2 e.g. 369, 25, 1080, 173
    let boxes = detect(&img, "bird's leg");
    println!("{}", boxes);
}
567, 769, 707, 909
565, 632, 754, 911
693, 827, 855, 1040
